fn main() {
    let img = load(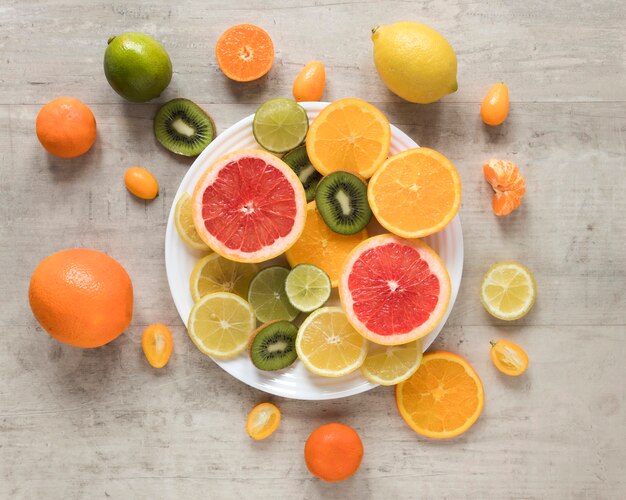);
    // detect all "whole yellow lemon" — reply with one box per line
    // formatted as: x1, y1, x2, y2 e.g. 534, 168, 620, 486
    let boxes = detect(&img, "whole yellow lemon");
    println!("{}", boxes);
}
372, 22, 458, 104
